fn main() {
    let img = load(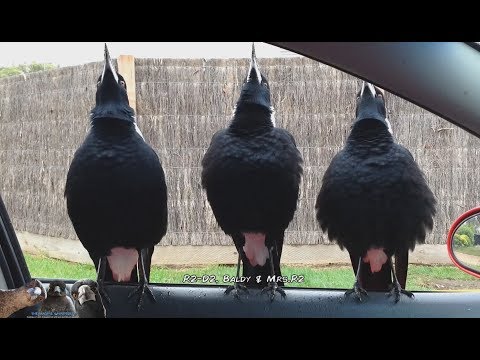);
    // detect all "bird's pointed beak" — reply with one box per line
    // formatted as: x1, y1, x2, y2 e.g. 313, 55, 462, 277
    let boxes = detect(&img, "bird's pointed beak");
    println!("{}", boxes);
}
101, 43, 119, 84
78, 285, 97, 305
355, 81, 391, 133
54, 286, 61, 295
246, 42, 262, 84
360, 81, 377, 97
